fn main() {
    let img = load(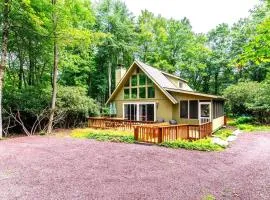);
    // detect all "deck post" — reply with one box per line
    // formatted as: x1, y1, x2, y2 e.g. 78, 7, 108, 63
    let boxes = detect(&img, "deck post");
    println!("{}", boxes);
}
134, 126, 138, 141
158, 127, 163, 143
